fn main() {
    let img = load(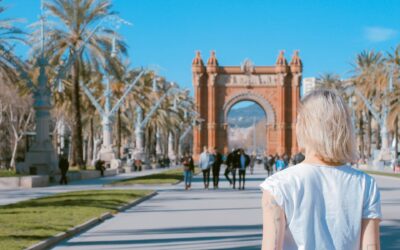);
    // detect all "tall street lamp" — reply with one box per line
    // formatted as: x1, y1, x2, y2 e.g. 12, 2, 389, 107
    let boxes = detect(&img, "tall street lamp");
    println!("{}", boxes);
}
15, 1, 124, 175
134, 83, 189, 165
